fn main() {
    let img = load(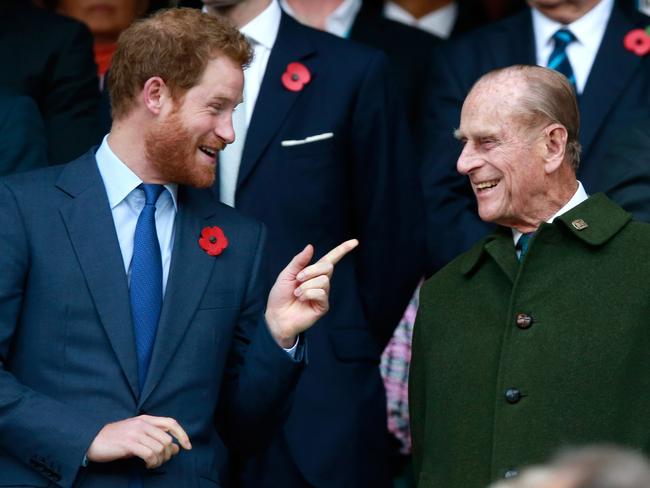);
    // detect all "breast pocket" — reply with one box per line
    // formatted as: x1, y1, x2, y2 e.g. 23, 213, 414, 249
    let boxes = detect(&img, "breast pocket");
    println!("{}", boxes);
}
281, 135, 336, 166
